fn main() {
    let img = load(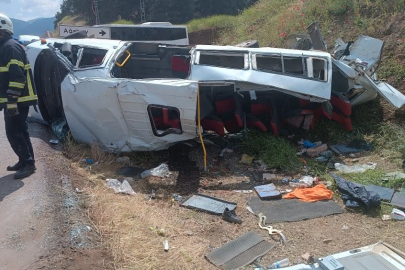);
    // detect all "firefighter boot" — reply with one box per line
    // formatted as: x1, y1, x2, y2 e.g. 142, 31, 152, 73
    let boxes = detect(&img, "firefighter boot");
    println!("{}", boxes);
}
7, 161, 22, 171
14, 163, 36, 179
